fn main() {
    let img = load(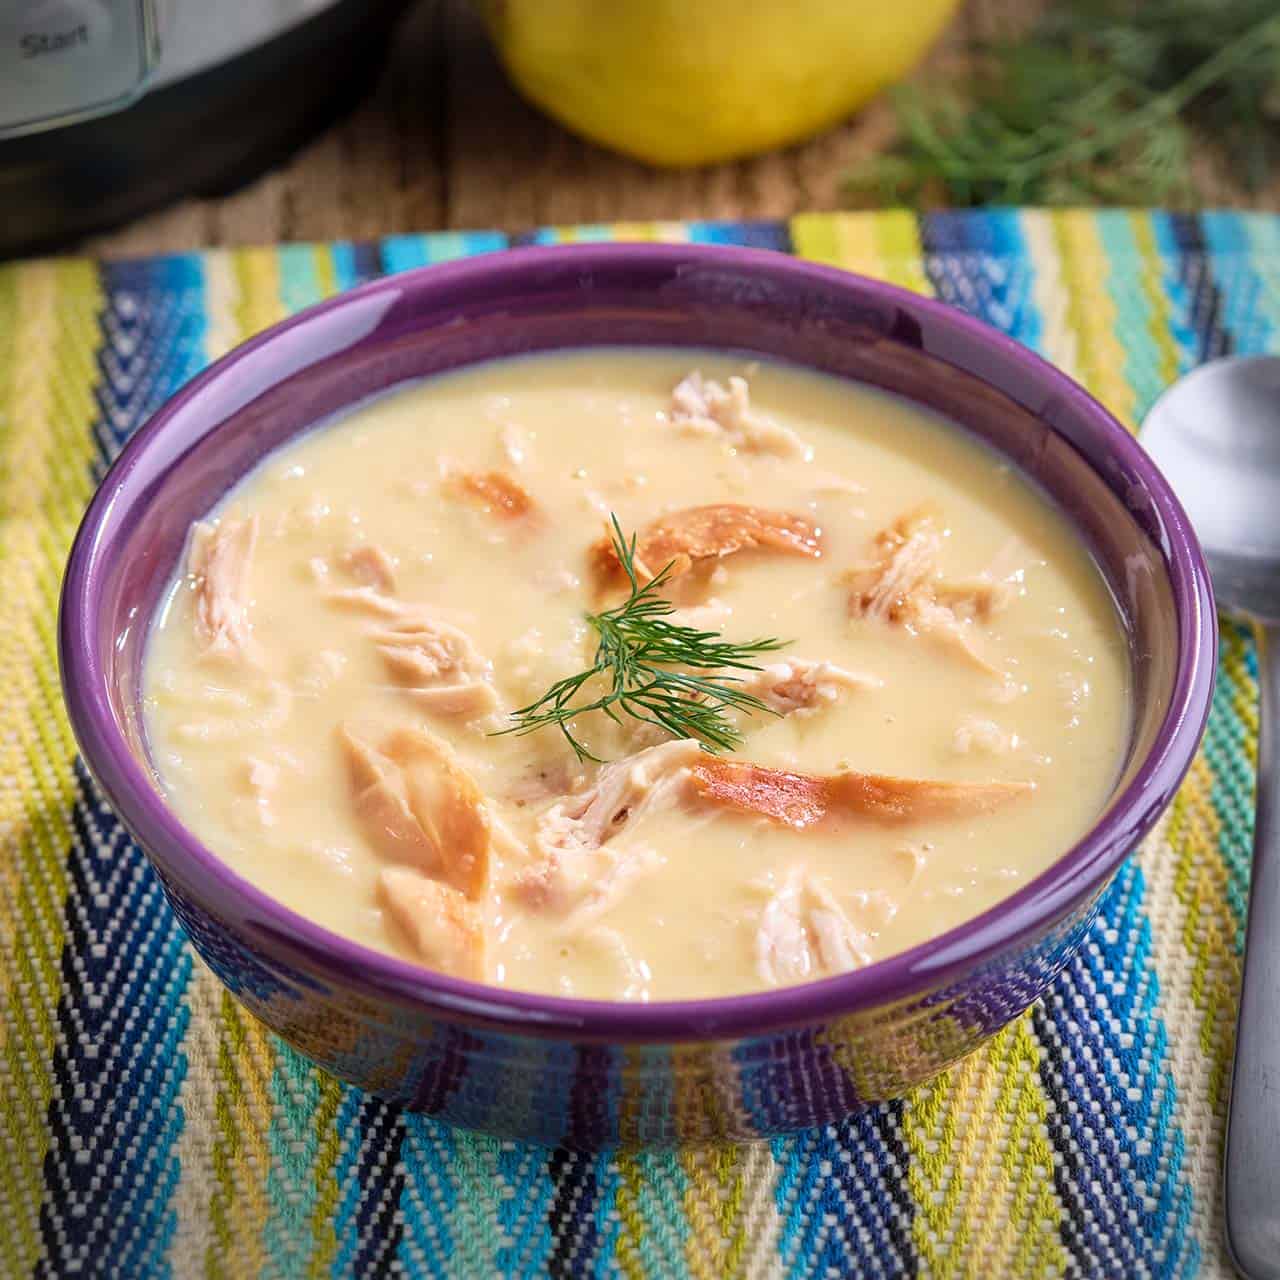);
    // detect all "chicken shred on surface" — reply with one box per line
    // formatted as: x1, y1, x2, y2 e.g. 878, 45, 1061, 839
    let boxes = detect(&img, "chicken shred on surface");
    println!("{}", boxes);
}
935, 576, 1014, 623
340, 543, 397, 593
323, 585, 407, 619
535, 740, 702, 855
845, 508, 940, 623
188, 515, 260, 662
843, 509, 1015, 673
516, 740, 702, 912
378, 867, 484, 981
235, 754, 296, 831
591, 502, 822, 587
323, 583, 478, 628
755, 869, 875, 986
668, 371, 811, 459
373, 615, 501, 720
953, 715, 1018, 756
735, 658, 879, 716
448, 469, 538, 521
895, 843, 932, 885
322, 585, 499, 721
339, 723, 492, 901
